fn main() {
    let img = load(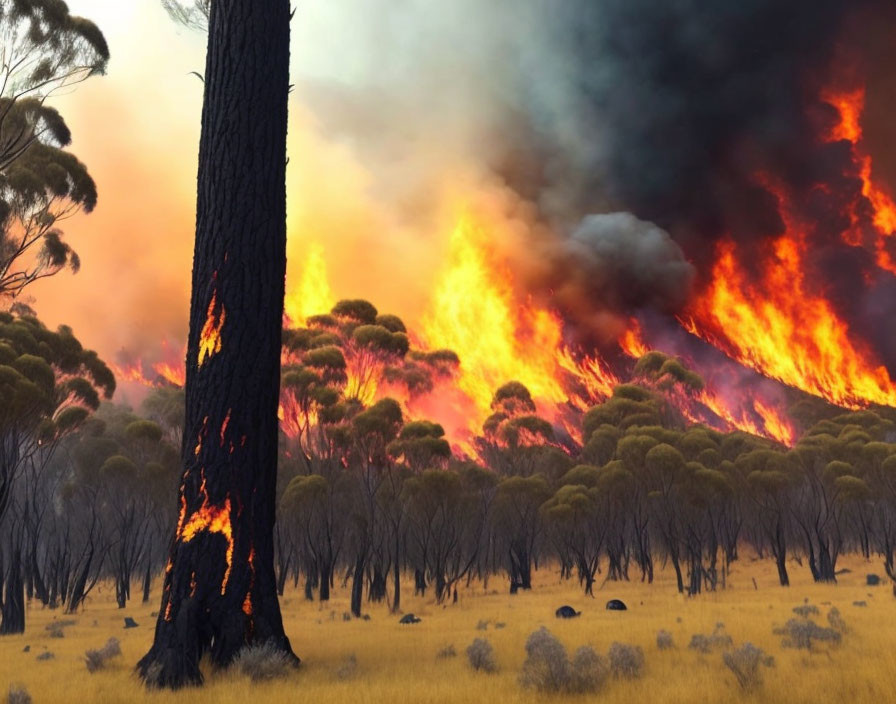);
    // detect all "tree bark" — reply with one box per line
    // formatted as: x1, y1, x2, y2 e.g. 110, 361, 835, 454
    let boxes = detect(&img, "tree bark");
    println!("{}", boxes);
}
0, 549, 25, 635
137, 0, 295, 689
